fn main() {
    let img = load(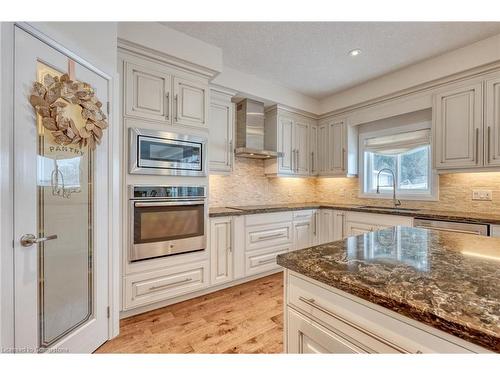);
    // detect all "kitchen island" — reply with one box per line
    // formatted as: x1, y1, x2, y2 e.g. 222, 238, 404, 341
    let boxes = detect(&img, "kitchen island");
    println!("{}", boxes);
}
277, 226, 500, 353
